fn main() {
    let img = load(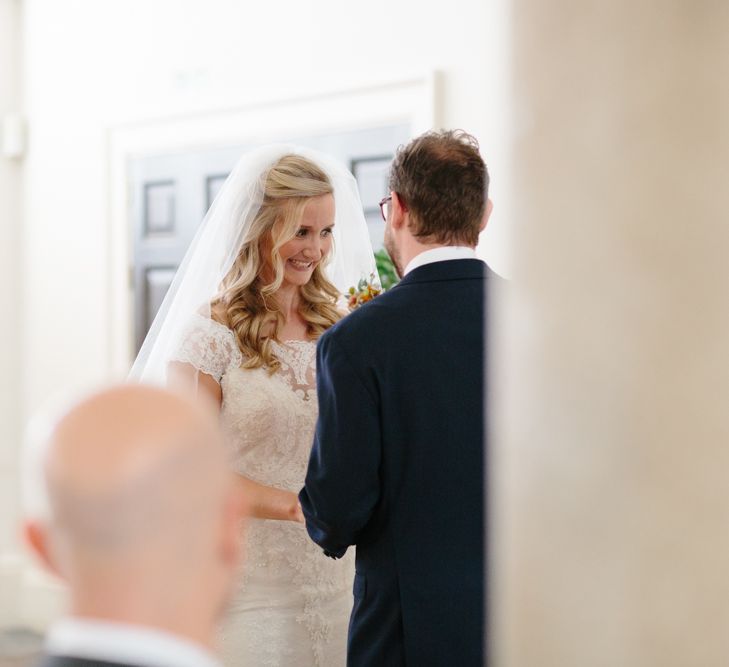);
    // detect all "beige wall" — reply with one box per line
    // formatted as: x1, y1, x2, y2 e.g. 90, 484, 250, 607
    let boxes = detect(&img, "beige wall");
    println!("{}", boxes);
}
492, 1, 729, 664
